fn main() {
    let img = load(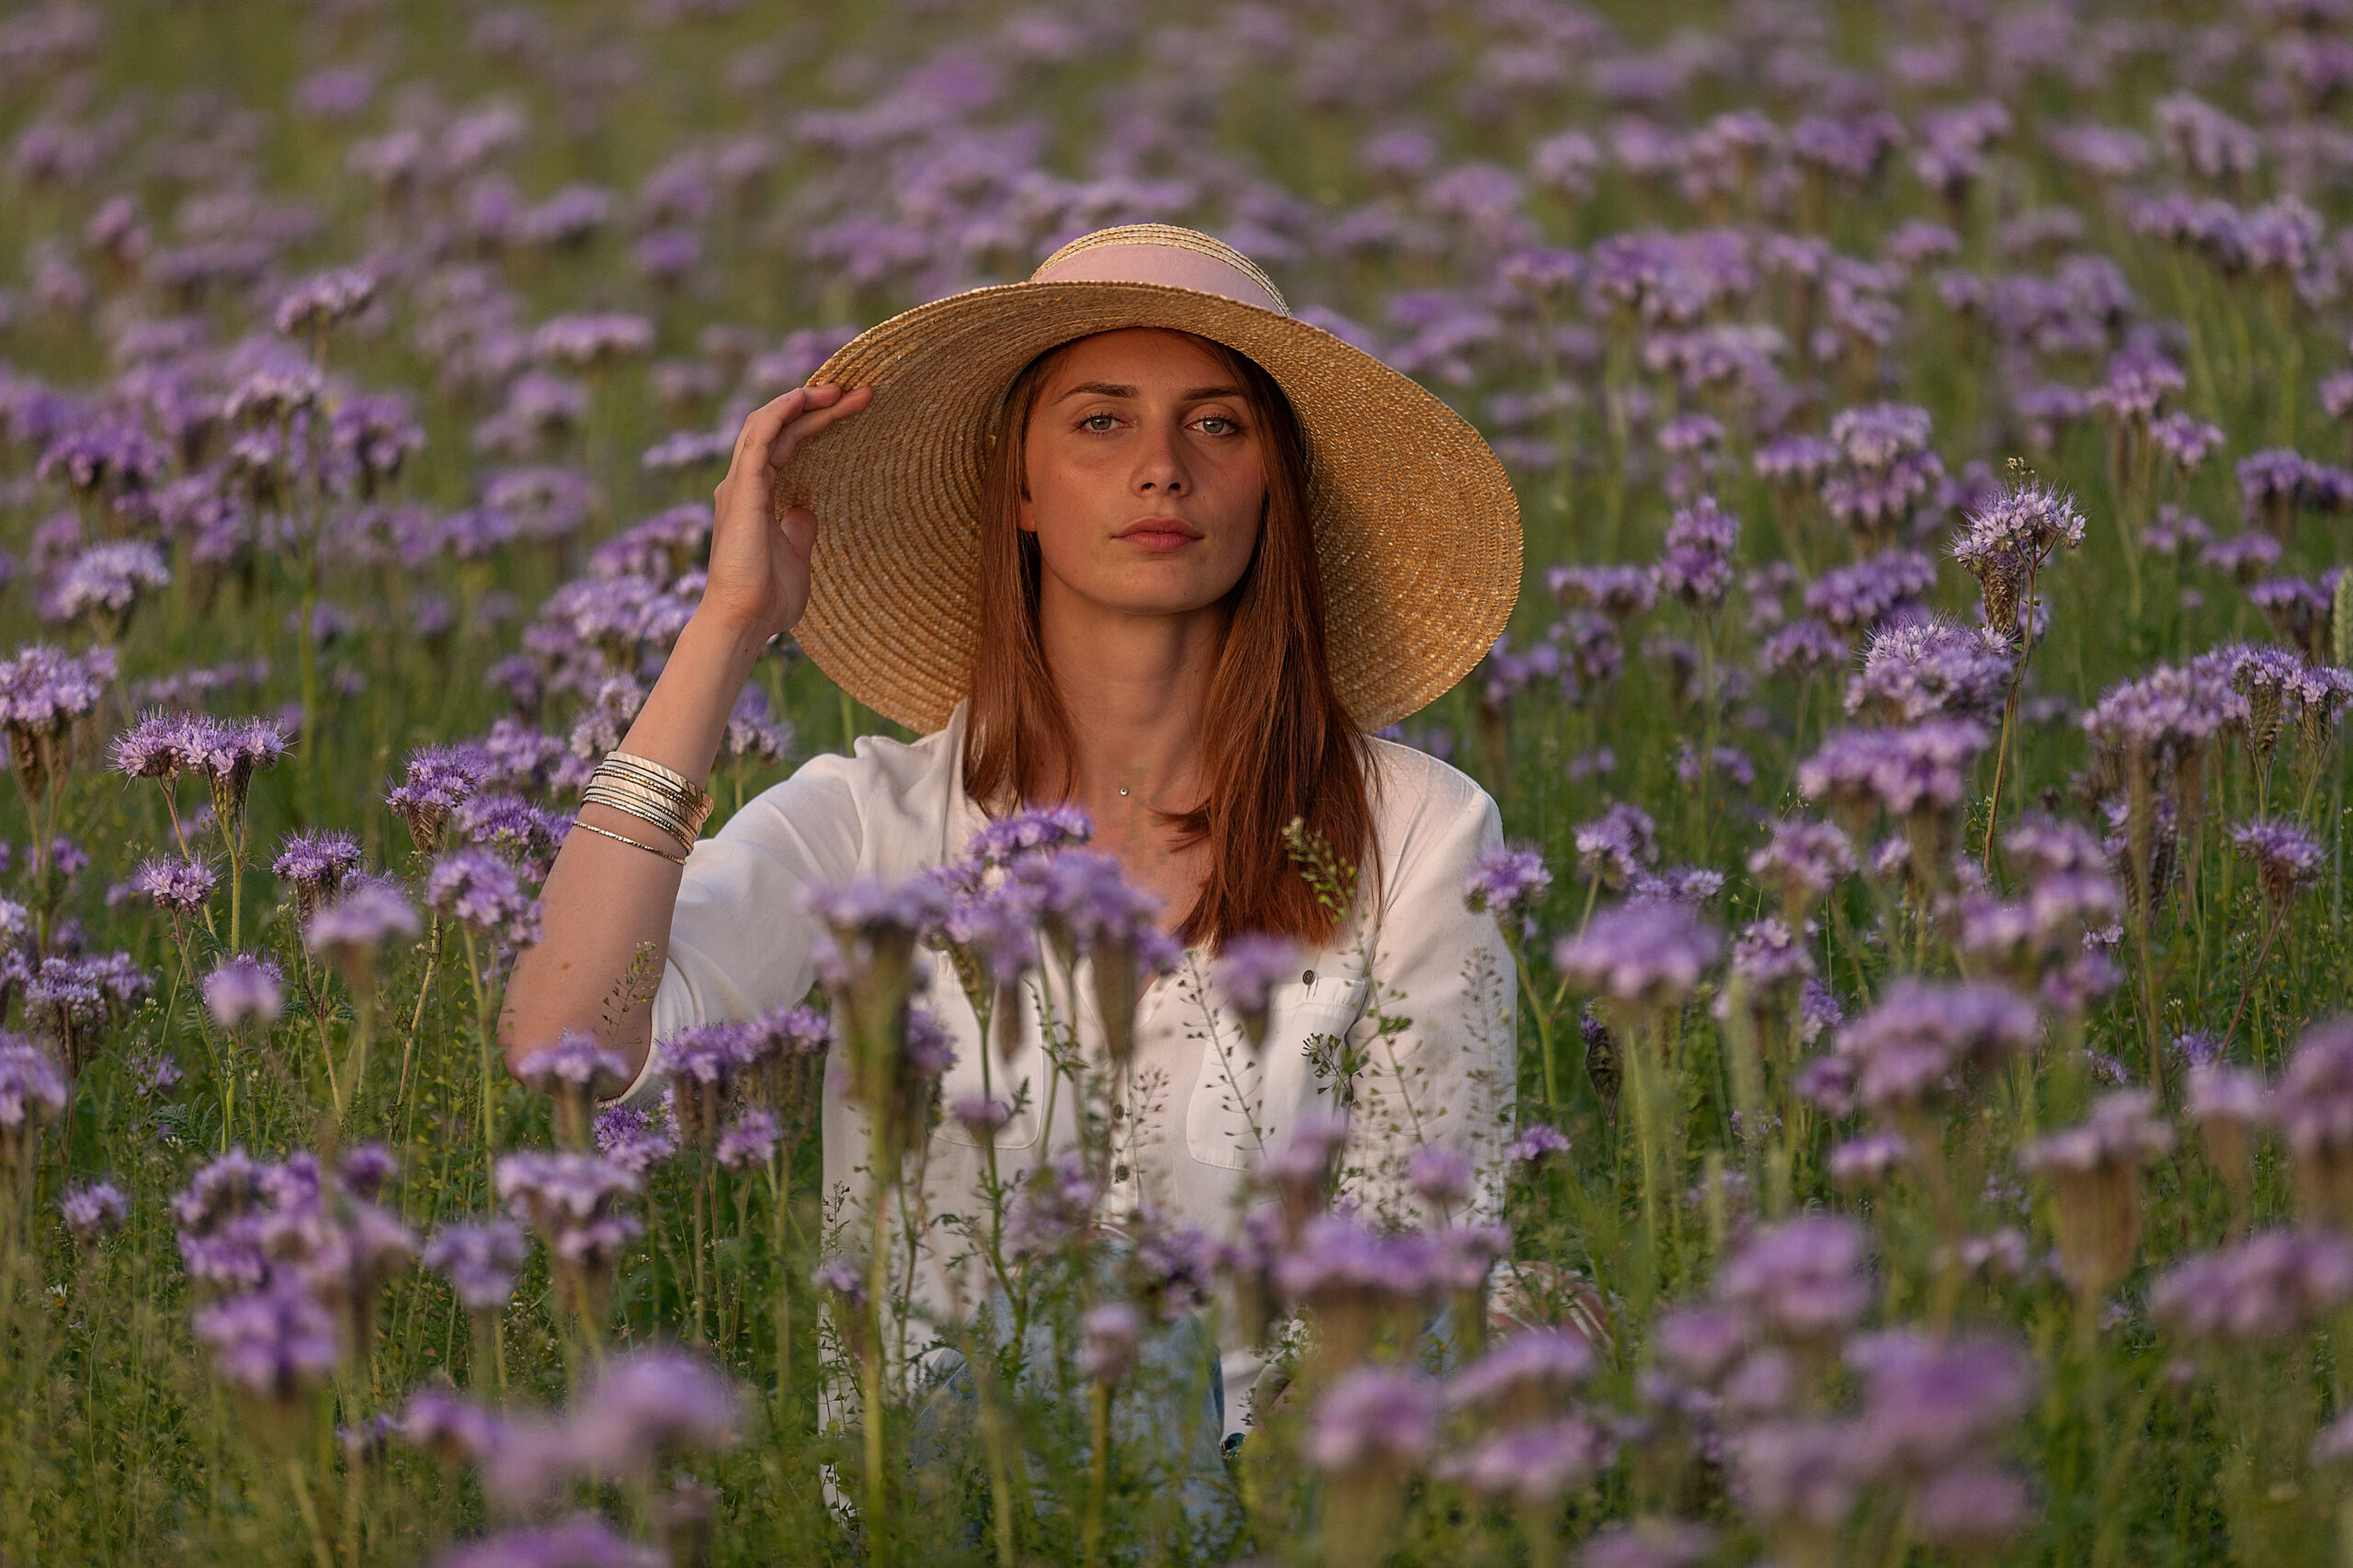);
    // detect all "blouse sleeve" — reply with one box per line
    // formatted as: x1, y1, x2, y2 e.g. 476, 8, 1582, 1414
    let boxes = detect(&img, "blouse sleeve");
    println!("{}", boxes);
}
608, 751, 868, 1105
1339, 750, 1518, 1227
